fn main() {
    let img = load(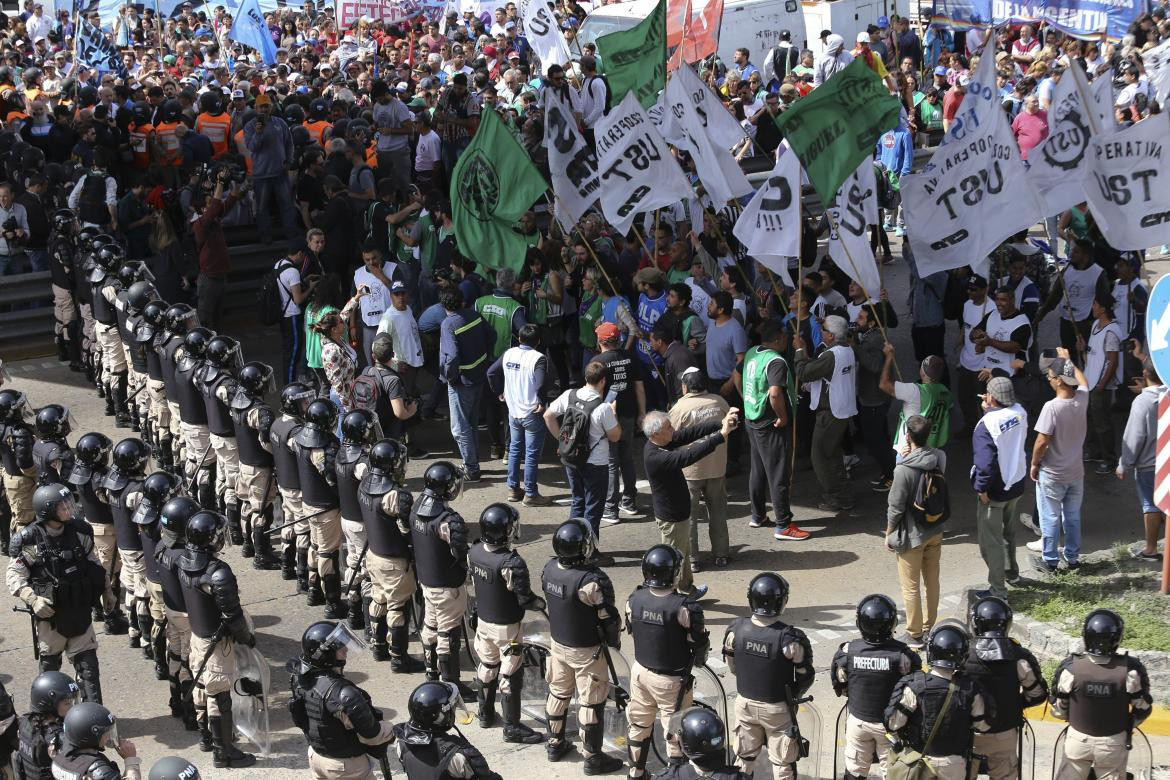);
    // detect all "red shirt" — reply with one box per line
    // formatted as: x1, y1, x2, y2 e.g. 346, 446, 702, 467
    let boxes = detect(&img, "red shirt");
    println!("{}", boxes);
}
194, 192, 240, 277
942, 88, 964, 124
1011, 109, 1049, 160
